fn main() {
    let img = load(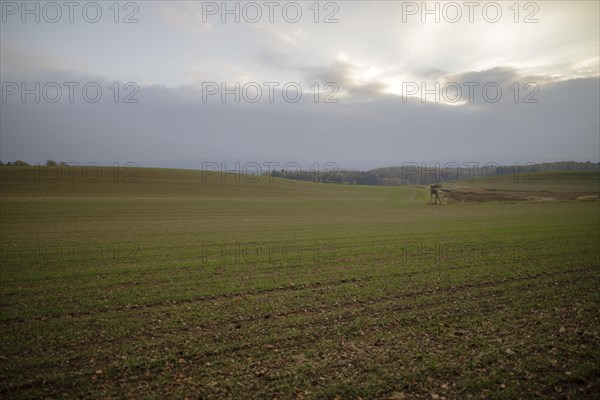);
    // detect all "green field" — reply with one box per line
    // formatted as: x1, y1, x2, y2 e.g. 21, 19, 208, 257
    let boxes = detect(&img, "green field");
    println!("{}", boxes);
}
1, 166, 599, 399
